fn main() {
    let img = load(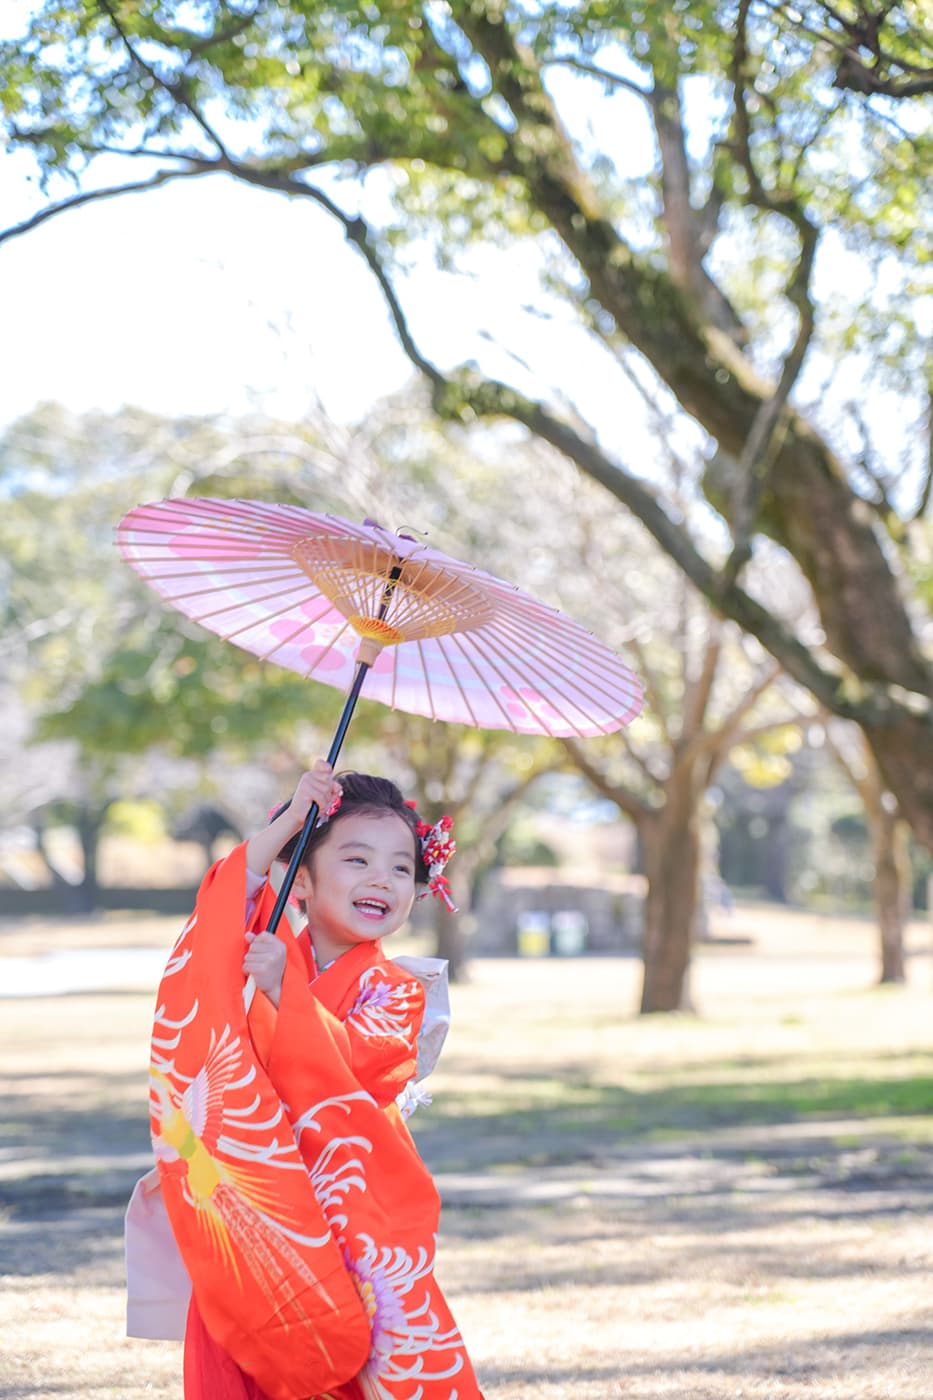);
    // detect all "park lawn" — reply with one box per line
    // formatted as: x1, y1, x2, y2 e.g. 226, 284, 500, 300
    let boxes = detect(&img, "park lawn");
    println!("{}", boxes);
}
1, 901, 932, 1398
